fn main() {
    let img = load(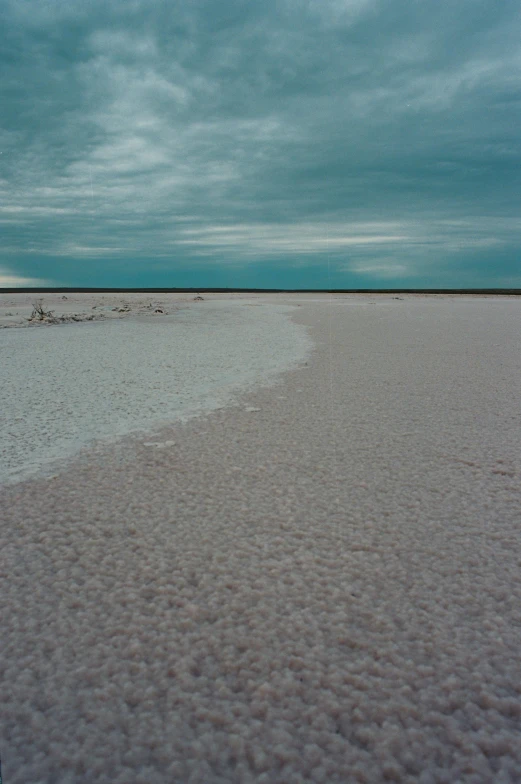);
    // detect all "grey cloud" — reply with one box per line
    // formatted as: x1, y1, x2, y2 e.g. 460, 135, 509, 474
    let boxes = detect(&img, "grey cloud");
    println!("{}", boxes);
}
1, 0, 519, 285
